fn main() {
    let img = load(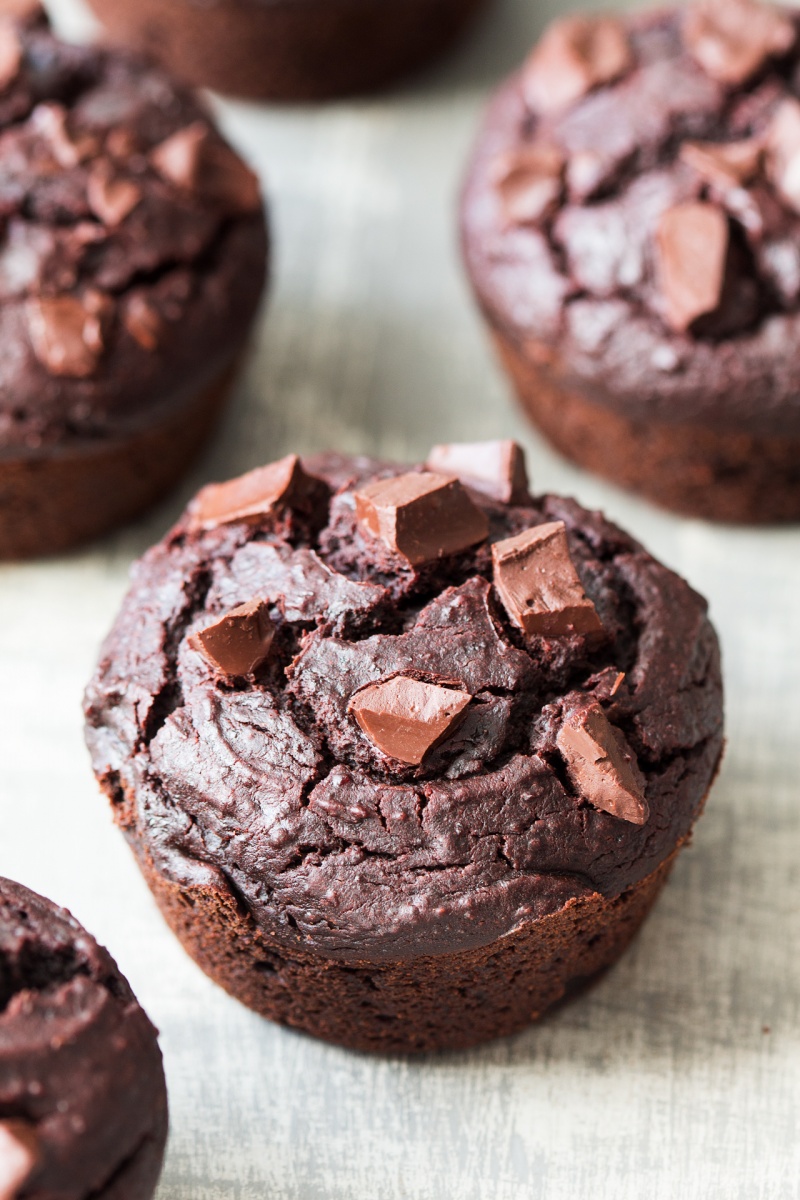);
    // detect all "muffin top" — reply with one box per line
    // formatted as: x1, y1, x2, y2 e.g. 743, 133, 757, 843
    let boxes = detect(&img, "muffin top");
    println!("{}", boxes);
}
84, 446, 723, 961
461, 0, 800, 434
0, 3, 267, 454
0, 877, 167, 1200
